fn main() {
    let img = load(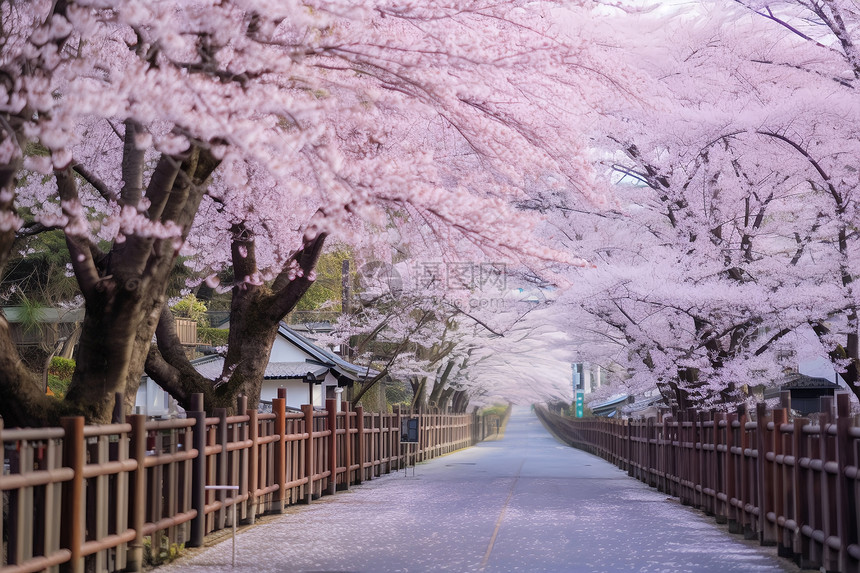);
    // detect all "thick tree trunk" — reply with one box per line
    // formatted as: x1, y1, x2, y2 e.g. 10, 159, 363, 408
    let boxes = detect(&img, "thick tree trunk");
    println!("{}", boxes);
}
60, 149, 217, 423
64, 285, 147, 422
146, 233, 327, 415
451, 390, 469, 413
0, 147, 220, 426
122, 301, 165, 414
214, 294, 279, 409
410, 377, 427, 412
437, 386, 455, 411
428, 360, 455, 408
122, 151, 216, 412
